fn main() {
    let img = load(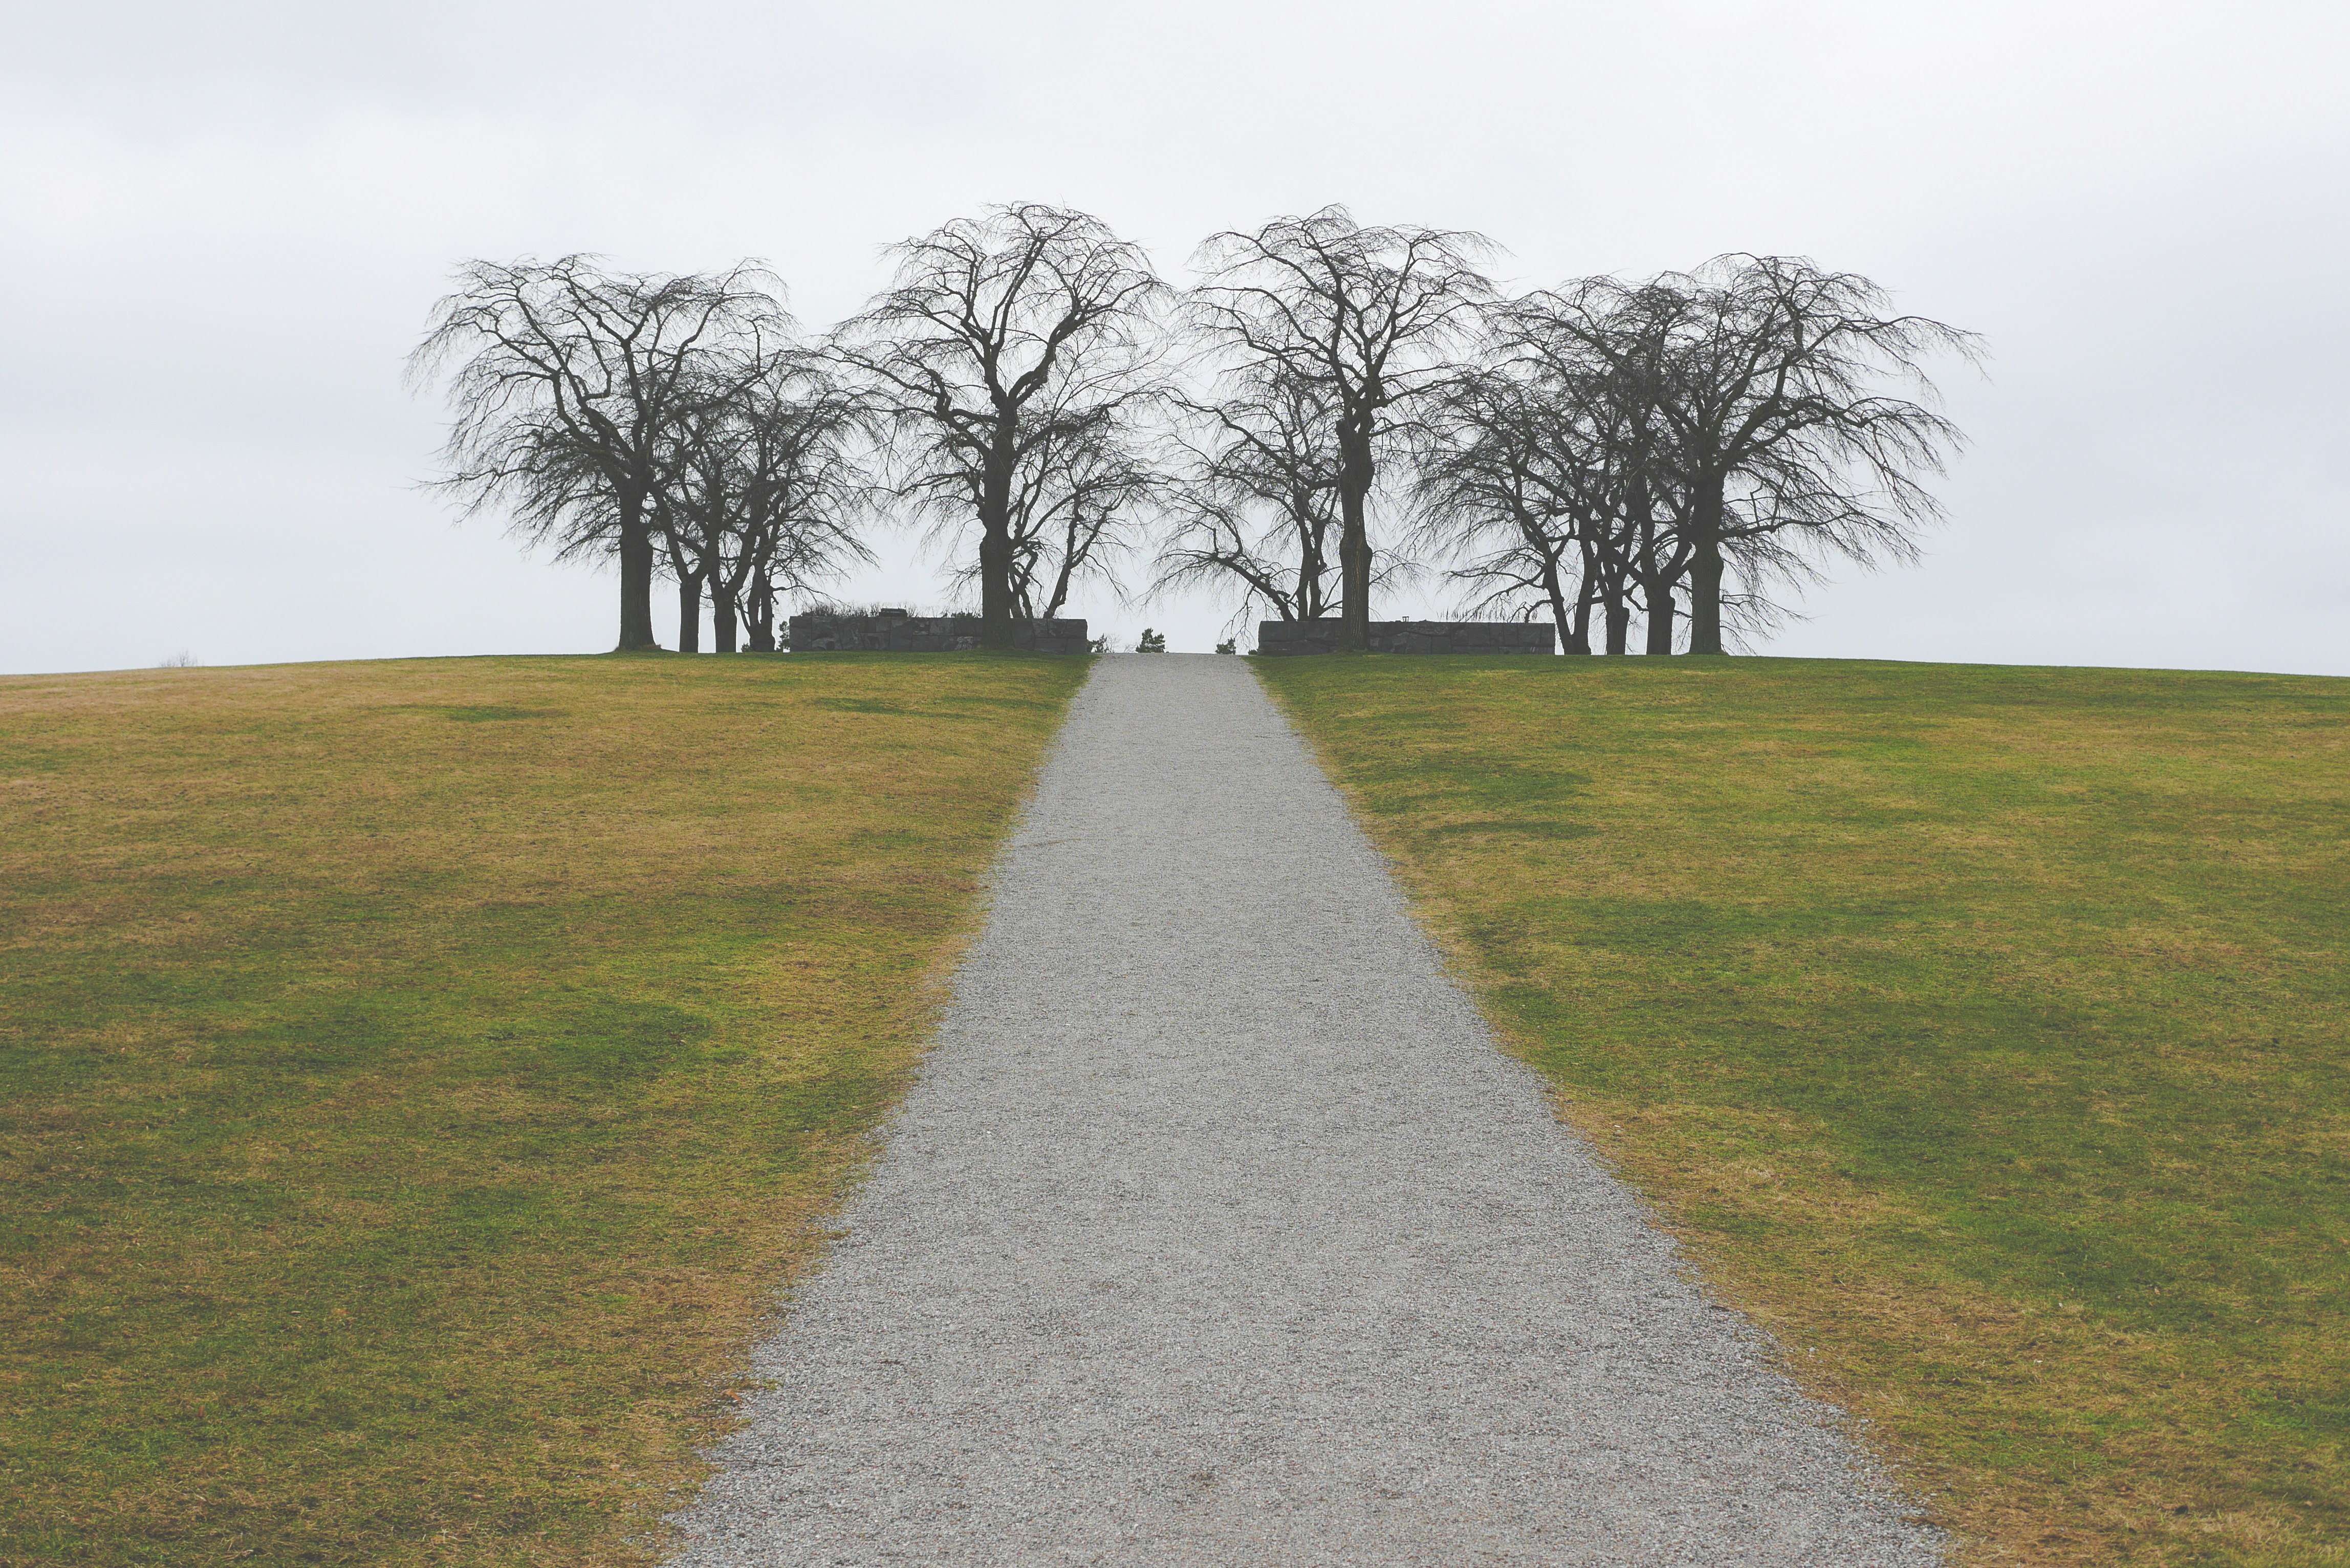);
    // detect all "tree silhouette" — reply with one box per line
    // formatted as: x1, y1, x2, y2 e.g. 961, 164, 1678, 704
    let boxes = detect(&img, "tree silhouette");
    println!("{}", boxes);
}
834, 204, 1166, 650
660, 348, 869, 652
410, 255, 783, 651
1187, 207, 1493, 651
1521, 257, 1977, 654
